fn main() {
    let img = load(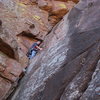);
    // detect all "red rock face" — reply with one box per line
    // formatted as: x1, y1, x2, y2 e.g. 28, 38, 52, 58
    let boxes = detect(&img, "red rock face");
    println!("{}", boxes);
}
0, 0, 78, 99
0, 77, 12, 100
37, 0, 76, 25
3, 58, 23, 82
